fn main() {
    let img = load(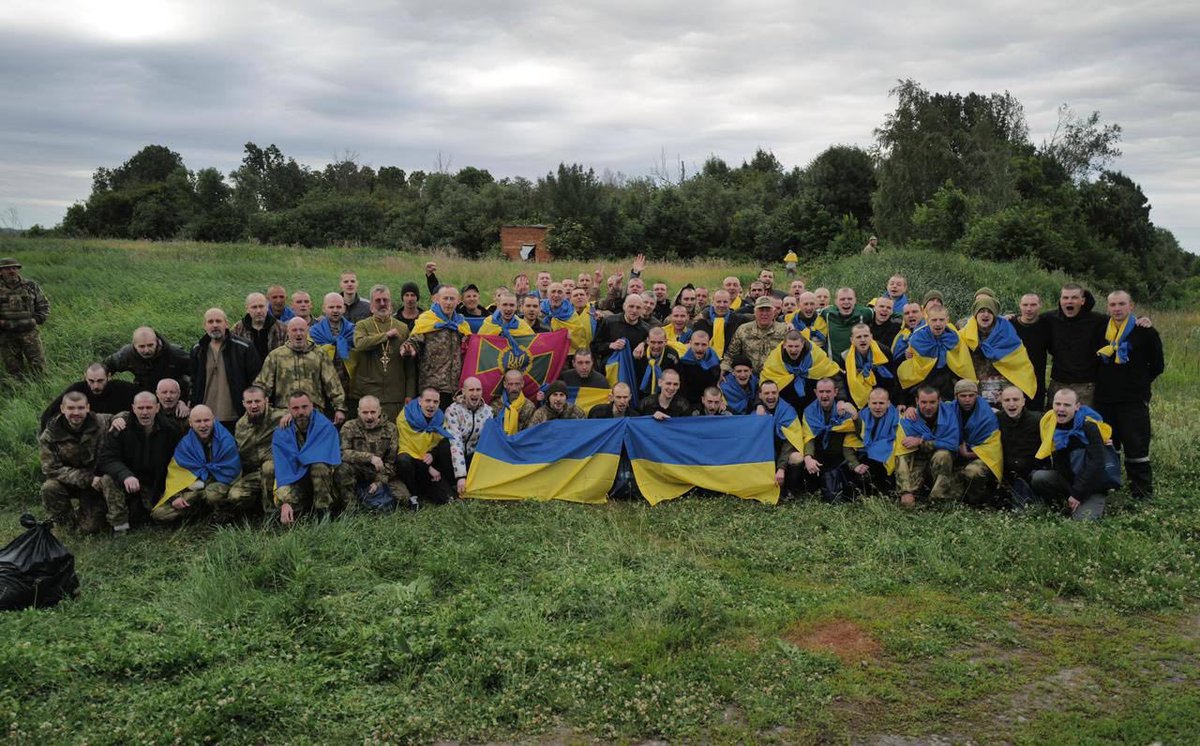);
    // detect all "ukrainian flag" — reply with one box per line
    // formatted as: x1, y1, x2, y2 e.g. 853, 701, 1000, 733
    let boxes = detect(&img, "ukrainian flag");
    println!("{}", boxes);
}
477, 311, 534, 337
566, 384, 612, 415
1035, 406, 1113, 460
771, 399, 807, 452
895, 402, 961, 456
411, 306, 473, 336
857, 405, 903, 474
624, 415, 779, 505
1097, 315, 1135, 364
800, 400, 858, 451
159, 424, 241, 507
960, 402, 1004, 480
271, 411, 342, 497
843, 341, 894, 409
761, 341, 841, 399
465, 419, 624, 504
959, 316, 1037, 399
897, 325, 975, 390
605, 342, 639, 407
